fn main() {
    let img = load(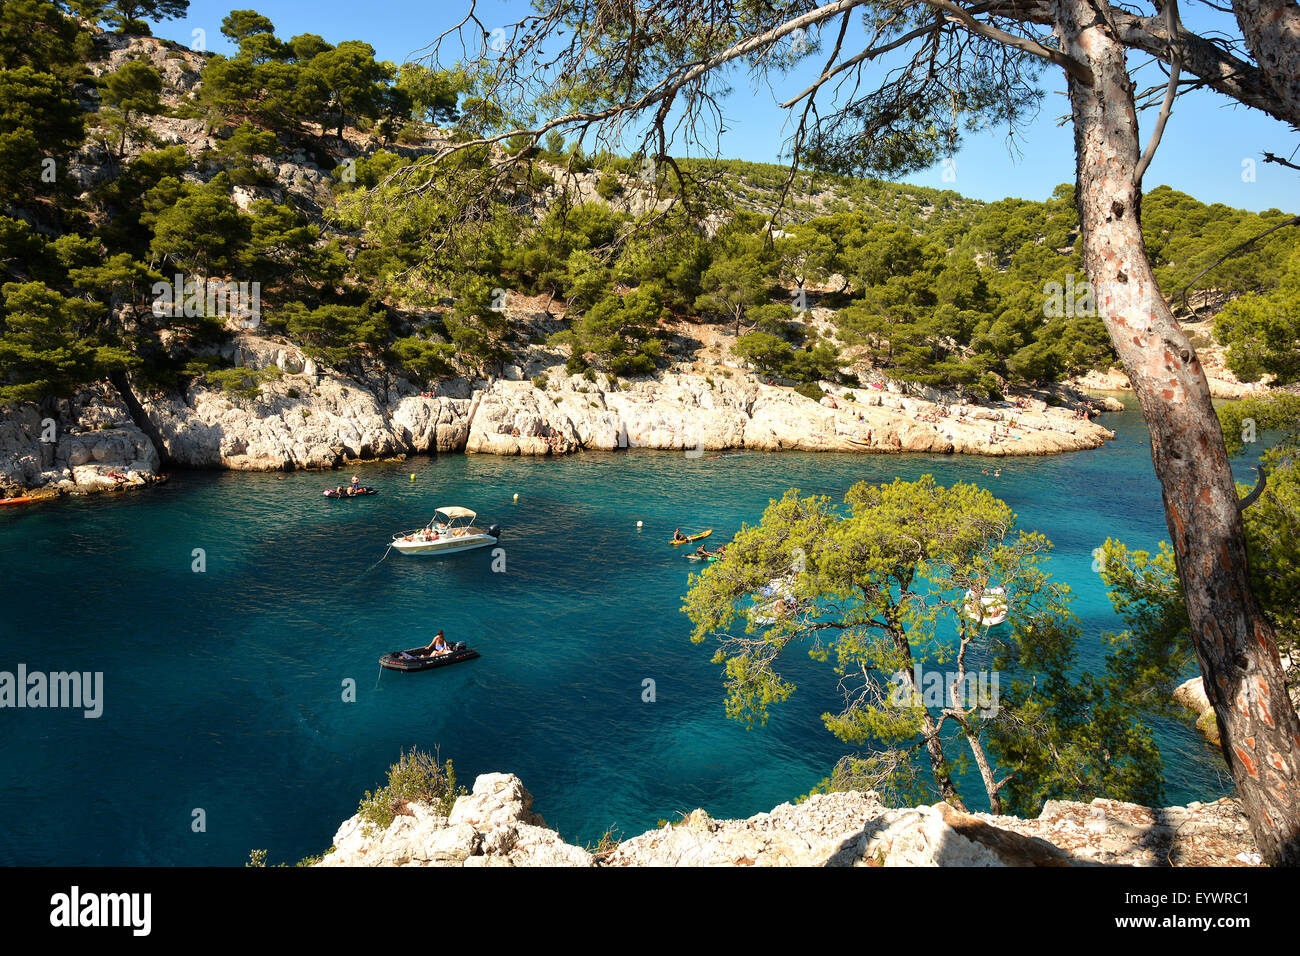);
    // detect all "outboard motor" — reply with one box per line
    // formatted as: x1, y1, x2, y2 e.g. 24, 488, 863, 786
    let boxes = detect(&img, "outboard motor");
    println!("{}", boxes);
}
487, 524, 501, 538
